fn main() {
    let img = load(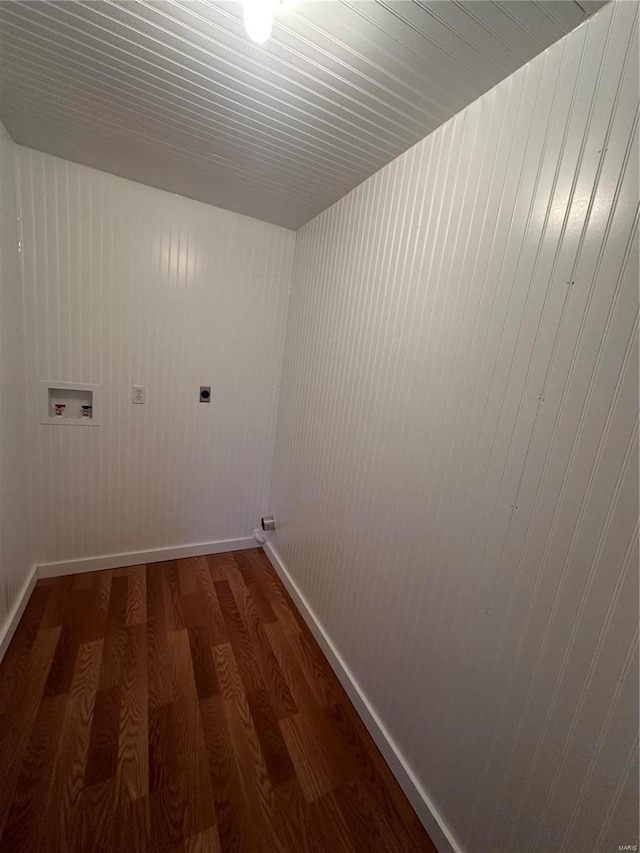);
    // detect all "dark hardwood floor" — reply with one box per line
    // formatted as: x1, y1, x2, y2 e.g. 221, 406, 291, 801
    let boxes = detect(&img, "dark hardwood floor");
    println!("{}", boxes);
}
0, 548, 437, 852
